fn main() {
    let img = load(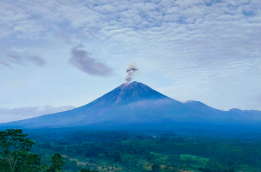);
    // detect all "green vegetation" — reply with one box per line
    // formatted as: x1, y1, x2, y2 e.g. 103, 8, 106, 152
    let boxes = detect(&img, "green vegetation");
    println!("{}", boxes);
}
1, 129, 261, 171
0, 129, 89, 172
27, 129, 261, 172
